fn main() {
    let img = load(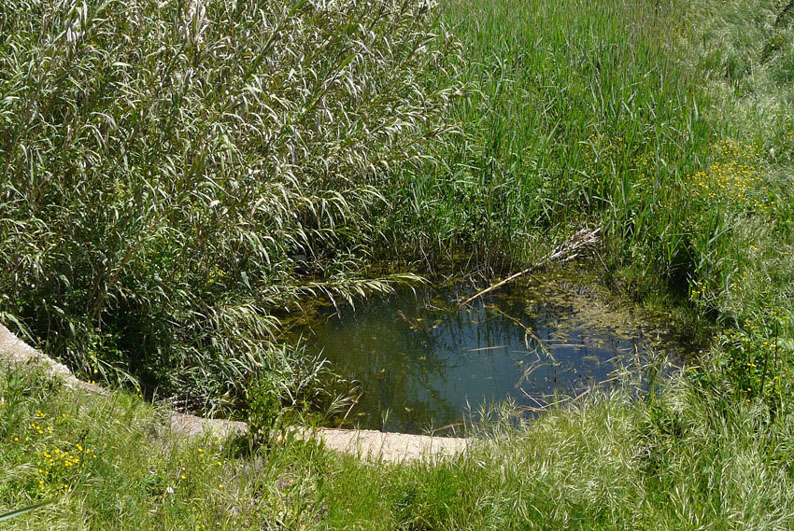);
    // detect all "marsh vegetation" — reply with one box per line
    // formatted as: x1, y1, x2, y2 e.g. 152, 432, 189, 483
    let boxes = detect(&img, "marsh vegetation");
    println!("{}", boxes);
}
3, 0, 794, 527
